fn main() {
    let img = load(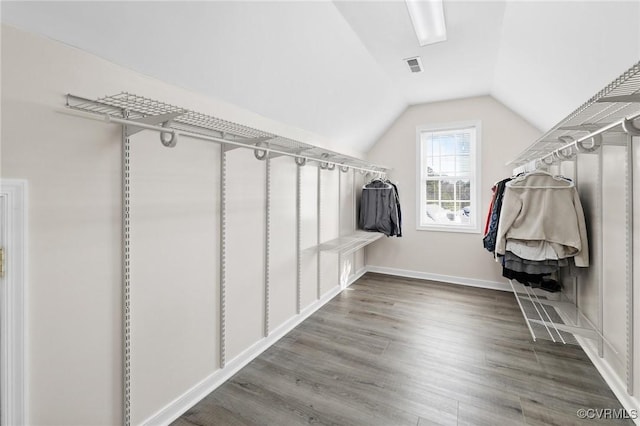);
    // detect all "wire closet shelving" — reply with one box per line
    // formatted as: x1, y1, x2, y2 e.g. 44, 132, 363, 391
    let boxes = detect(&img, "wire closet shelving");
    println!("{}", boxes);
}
66, 91, 391, 426
504, 61, 640, 365
509, 61, 640, 172
65, 92, 389, 174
